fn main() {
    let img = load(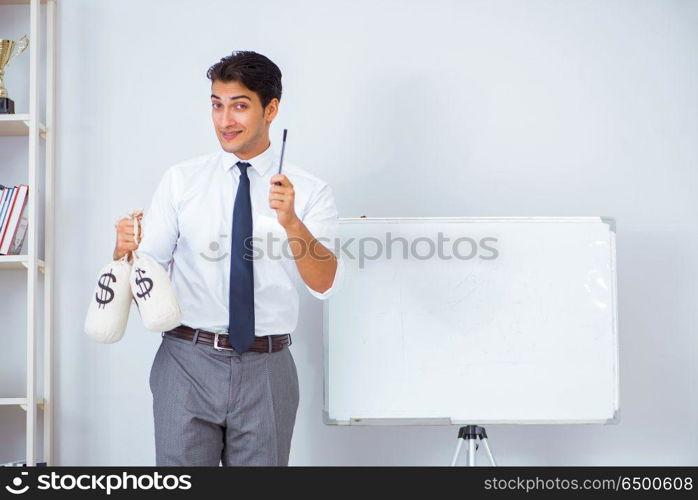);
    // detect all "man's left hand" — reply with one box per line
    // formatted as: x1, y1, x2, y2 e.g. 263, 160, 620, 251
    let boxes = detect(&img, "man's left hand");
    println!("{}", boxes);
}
269, 174, 300, 230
